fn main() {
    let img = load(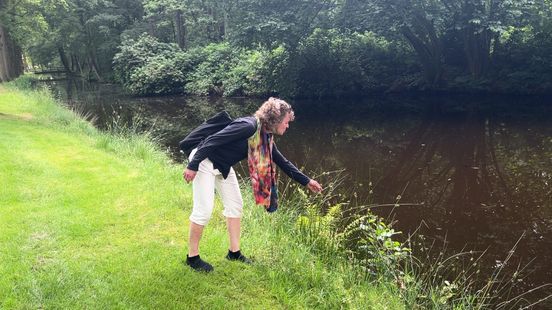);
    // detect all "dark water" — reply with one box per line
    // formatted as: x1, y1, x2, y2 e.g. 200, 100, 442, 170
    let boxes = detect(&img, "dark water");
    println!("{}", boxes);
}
48, 80, 552, 308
